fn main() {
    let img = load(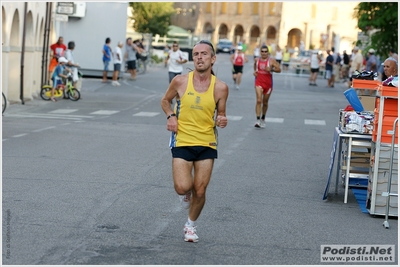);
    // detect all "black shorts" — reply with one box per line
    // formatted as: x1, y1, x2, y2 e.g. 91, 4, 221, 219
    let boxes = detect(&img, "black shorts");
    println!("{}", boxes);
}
127, 60, 136, 70
114, 63, 121, 71
311, 68, 319, 73
171, 146, 217, 161
232, 65, 243, 74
